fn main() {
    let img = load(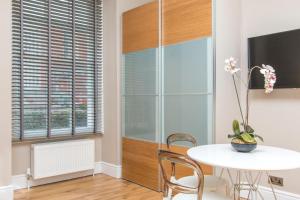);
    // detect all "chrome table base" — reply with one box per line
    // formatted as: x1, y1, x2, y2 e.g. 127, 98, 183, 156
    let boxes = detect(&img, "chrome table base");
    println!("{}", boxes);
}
220, 169, 278, 200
